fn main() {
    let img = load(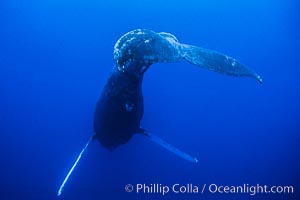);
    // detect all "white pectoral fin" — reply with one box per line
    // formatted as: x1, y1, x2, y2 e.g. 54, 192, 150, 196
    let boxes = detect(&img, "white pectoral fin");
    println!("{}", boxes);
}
57, 135, 94, 196
180, 44, 262, 83
144, 132, 198, 163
